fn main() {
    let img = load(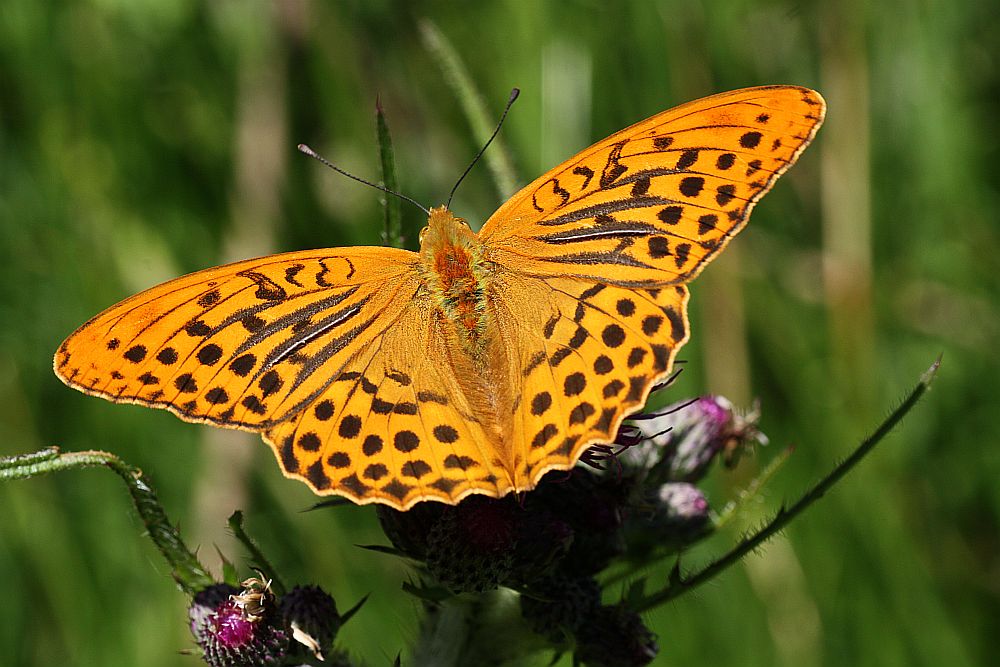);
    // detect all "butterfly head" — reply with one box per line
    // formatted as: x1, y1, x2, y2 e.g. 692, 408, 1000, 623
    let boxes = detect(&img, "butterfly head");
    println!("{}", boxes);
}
418, 205, 476, 252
